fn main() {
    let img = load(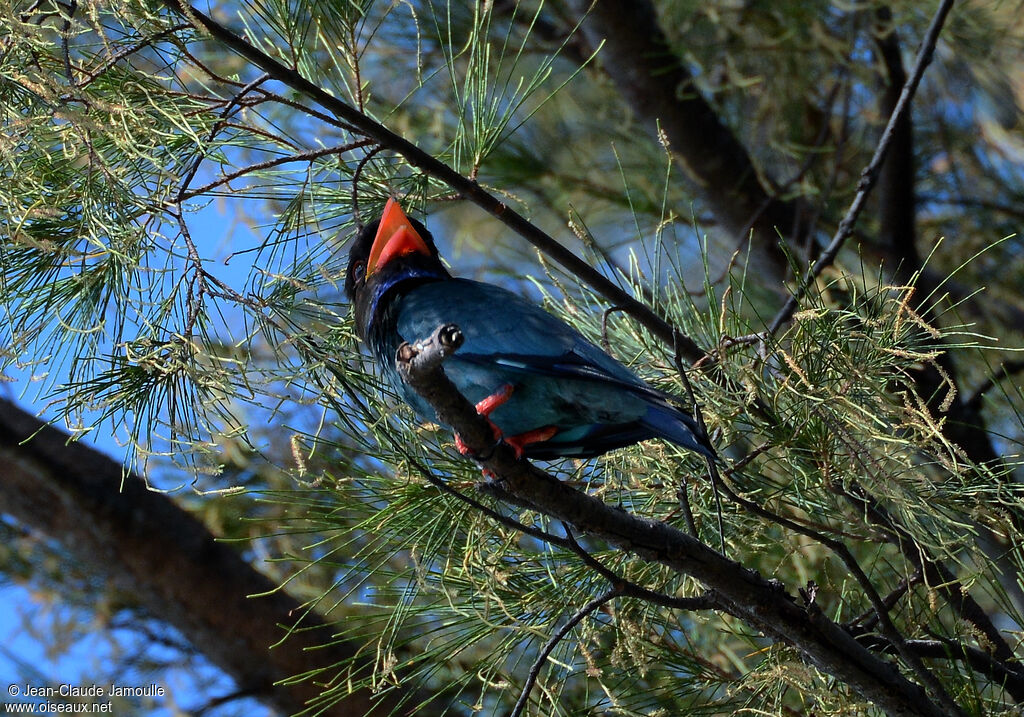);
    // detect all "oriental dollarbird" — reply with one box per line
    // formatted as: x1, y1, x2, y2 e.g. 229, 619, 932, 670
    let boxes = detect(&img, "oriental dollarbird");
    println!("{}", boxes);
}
345, 198, 716, 461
